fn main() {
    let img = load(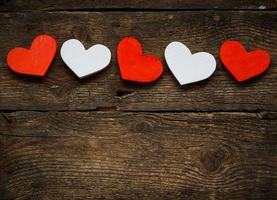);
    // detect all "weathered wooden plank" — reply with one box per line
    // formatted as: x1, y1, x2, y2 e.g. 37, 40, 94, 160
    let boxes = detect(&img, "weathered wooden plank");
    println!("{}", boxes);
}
0, 111, 276, 199
0, 0, 276, 11
0, 11, 276, 111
